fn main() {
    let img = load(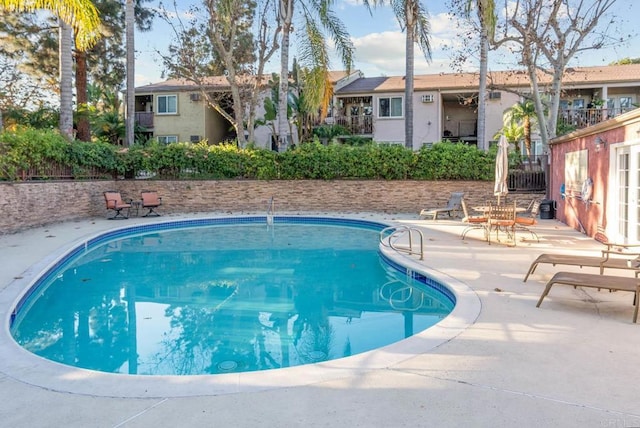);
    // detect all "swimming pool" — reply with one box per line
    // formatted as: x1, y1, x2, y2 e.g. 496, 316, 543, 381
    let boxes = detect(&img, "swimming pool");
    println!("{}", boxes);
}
10, 217, 454, 376
1, 215, 480, 397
